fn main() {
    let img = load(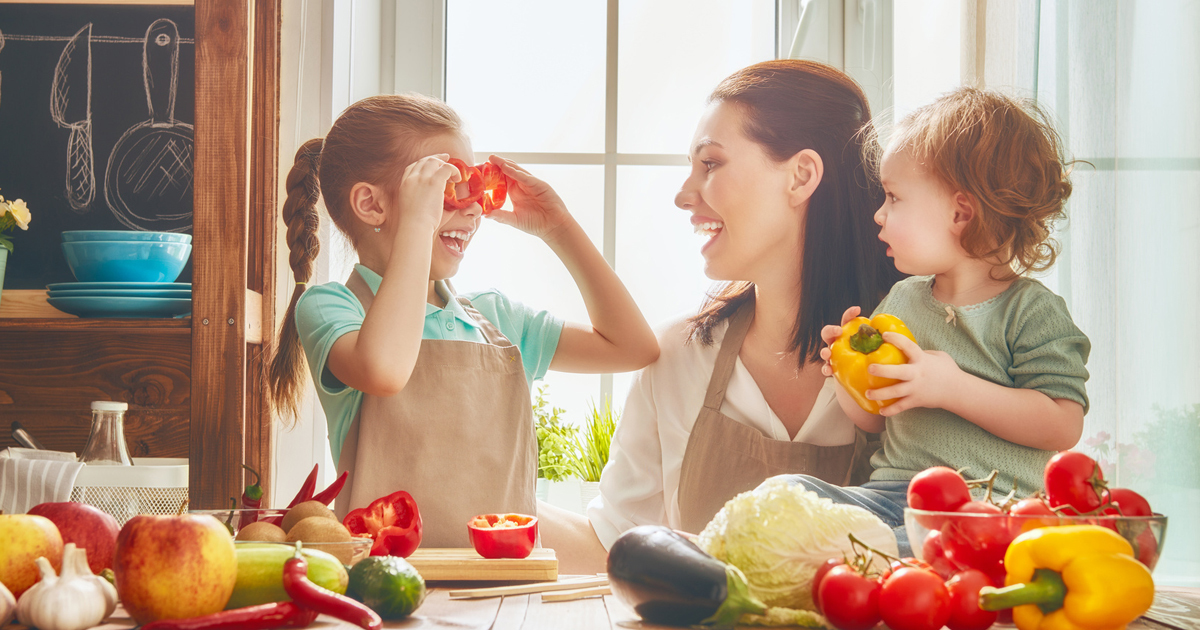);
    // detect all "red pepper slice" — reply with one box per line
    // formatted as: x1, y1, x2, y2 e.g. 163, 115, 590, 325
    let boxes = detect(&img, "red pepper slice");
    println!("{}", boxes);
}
443, 158, 484, 210
477, 161, 508, 214
139, 601, 318, 630
467, 513, 537, 559
282, 548, 382, 630
342, 490, 422, 558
